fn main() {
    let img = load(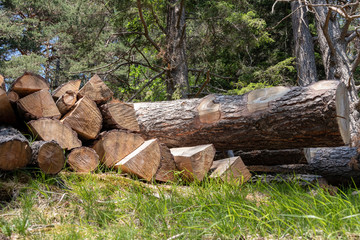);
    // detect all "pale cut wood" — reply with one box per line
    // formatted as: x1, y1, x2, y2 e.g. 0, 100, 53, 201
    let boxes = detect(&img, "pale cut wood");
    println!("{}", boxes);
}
17, 89, 61, 120
78, 74, 113, 104
28, 118, 82, 150
0, 89, 17, 125
31, 140, 65, 174
0, 74, 4, 90
100, 99, 140, 132
92, 130, 145, 168
114, 139, 161, 181
68, 147, 99, 173
52, 79, 81, 101
61, 96, 102, 140
170, 144, 216, 181
154, 143, 177, 182
134, 80, 350, 150
0, 126, 32, 170
7, 91, 19, 104
9, 72, 49, 97
210, 157, 251, 184
56, 90, 77, 115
